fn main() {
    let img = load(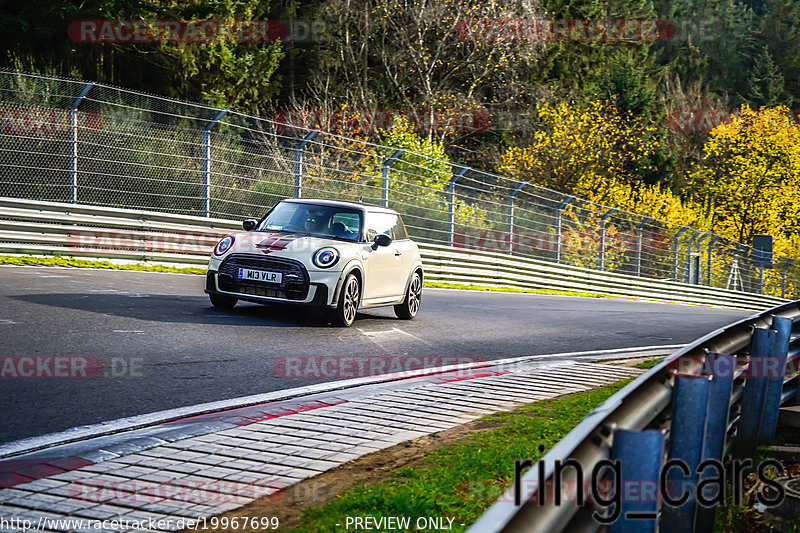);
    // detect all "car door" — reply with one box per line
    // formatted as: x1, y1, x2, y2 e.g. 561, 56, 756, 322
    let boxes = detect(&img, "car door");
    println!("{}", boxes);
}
390, 214, 417, 290
363, 212, 405, 300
